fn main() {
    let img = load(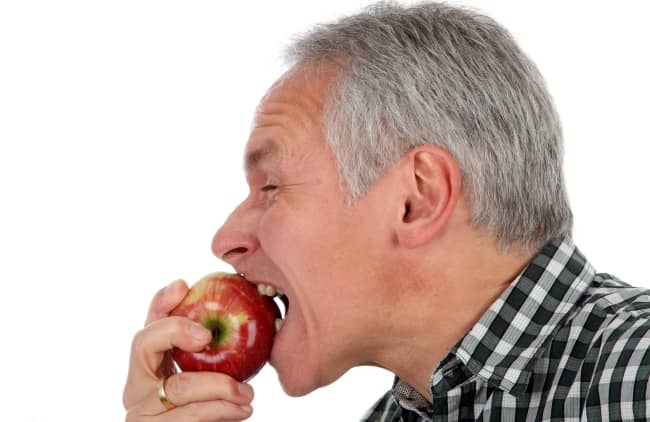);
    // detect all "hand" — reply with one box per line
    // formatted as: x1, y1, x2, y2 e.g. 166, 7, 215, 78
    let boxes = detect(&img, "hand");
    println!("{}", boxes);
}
123, 279, 255, 421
